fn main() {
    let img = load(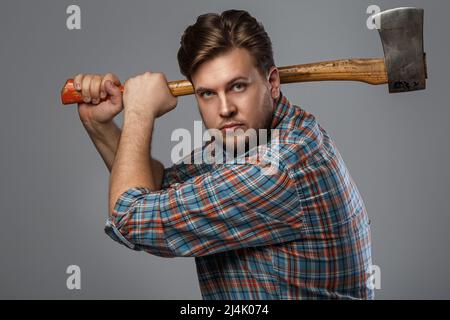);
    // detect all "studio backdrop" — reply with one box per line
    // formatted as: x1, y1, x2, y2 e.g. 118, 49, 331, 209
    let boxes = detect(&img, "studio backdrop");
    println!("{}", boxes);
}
0, 0, 448, 299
